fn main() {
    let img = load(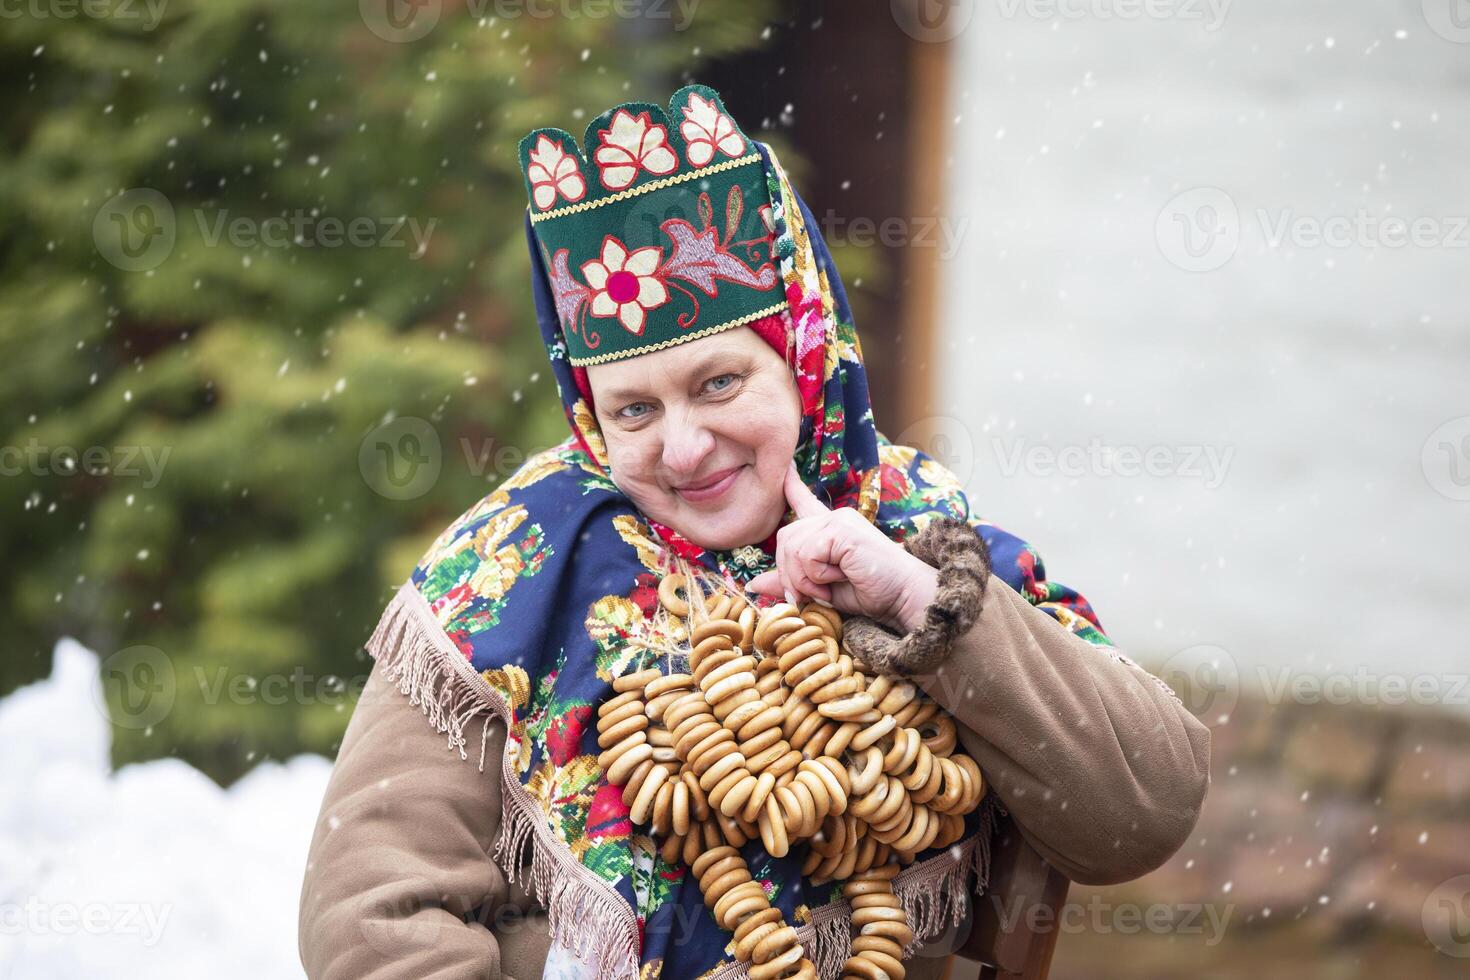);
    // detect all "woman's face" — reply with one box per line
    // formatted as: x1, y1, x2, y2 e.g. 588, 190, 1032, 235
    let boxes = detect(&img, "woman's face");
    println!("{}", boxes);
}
585, 327, 802, 552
